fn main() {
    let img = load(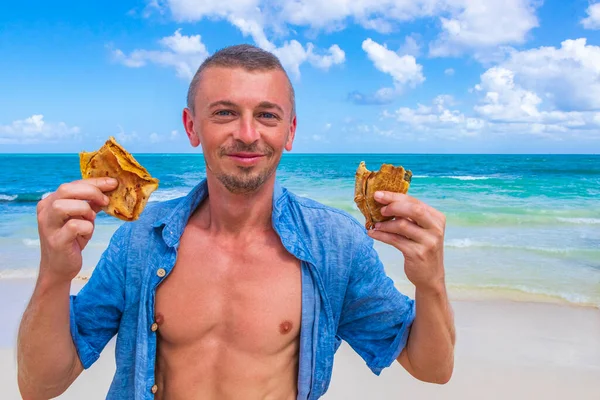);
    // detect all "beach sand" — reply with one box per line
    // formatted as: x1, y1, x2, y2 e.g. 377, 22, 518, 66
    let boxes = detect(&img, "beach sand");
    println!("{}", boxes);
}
1, 281, 599, 399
